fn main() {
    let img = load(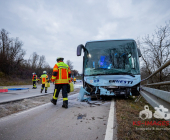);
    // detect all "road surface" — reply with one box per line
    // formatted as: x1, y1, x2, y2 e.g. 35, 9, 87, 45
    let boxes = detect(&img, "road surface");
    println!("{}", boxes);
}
0, 93, 115, 140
